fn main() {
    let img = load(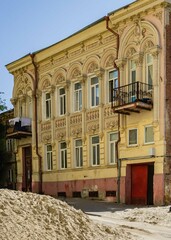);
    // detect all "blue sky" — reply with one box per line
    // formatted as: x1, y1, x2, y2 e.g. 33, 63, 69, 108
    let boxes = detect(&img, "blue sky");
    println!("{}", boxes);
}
0, 0, 134, 109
